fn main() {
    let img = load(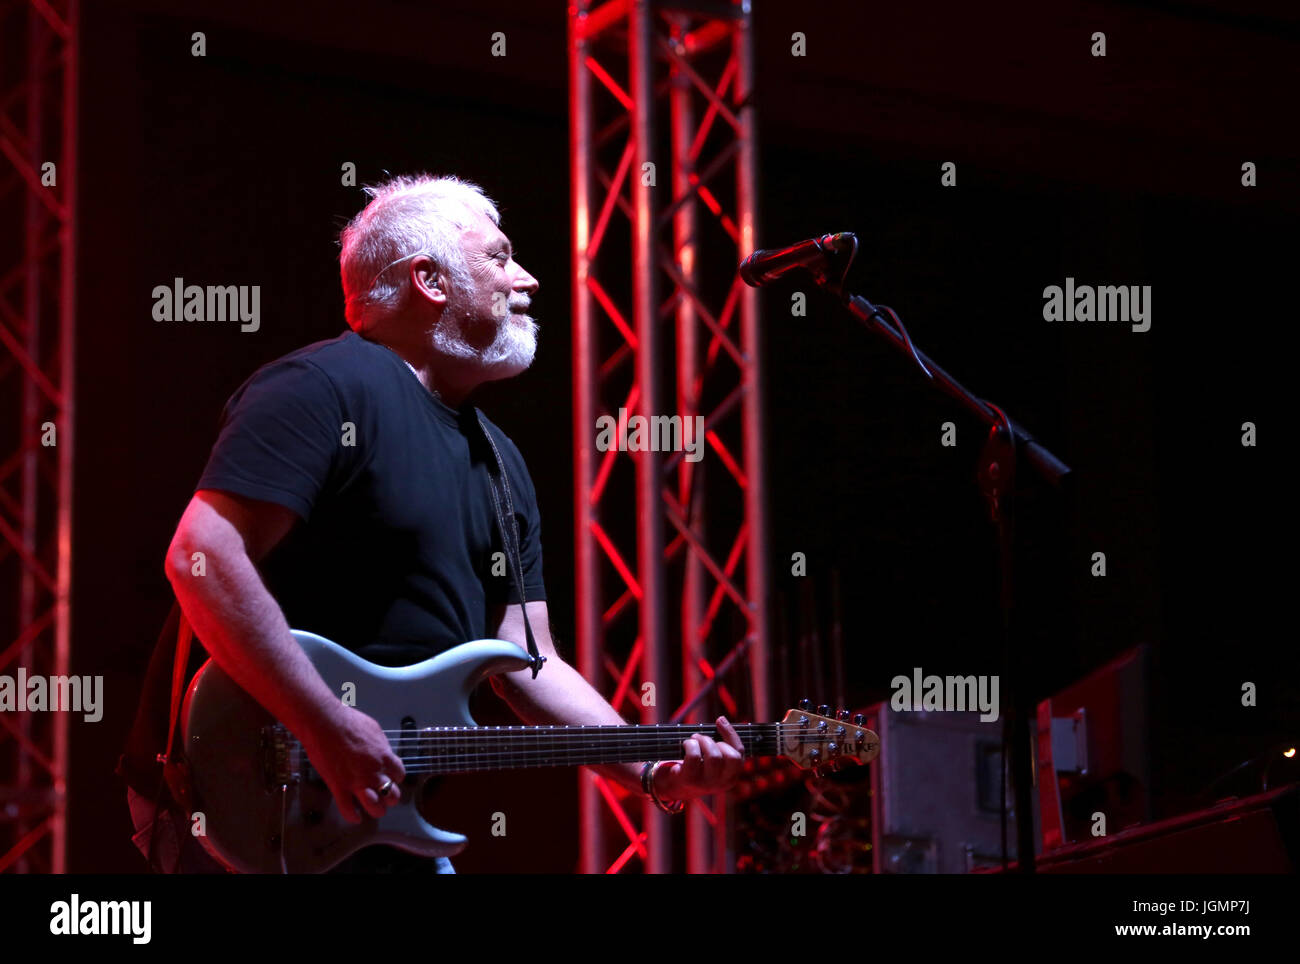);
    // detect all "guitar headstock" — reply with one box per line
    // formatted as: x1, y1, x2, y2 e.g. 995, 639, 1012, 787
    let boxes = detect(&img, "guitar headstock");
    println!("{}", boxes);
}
778, 699, 880, 772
